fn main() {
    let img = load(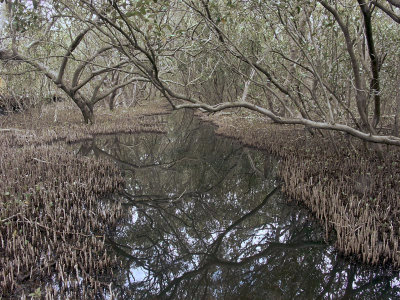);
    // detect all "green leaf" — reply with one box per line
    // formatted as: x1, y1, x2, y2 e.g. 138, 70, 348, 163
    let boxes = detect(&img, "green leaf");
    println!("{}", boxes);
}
125, 11, 137, 18
28, 287, 41, 298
